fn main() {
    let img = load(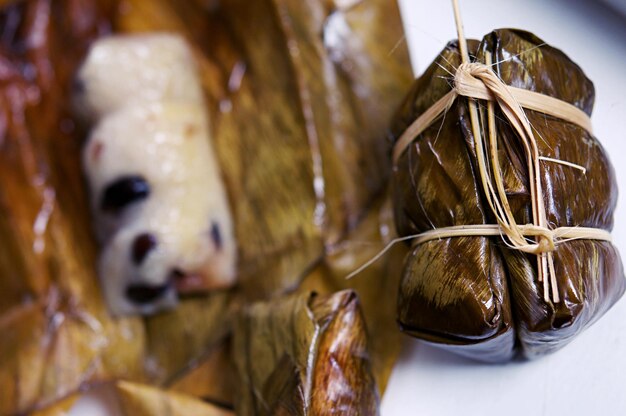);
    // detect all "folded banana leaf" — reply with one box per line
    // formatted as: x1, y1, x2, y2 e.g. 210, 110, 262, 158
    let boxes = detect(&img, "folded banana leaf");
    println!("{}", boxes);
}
33, 381, 234, 416
168, 338, 236, 407
299, 192, 406, 393
112, 0, 412, 298
0, 0, 411, 413
391, 29, 625, 361
0, 2, 146, 414
109, 0, 412, 387
31, 396, 77, 416
169, 192, 404, 408
233, 290, 379, 416
115, 381, 233, 416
